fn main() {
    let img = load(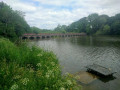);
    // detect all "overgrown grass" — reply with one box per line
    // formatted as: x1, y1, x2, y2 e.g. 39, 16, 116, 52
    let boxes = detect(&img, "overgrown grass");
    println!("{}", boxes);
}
0, 38, 81, 90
